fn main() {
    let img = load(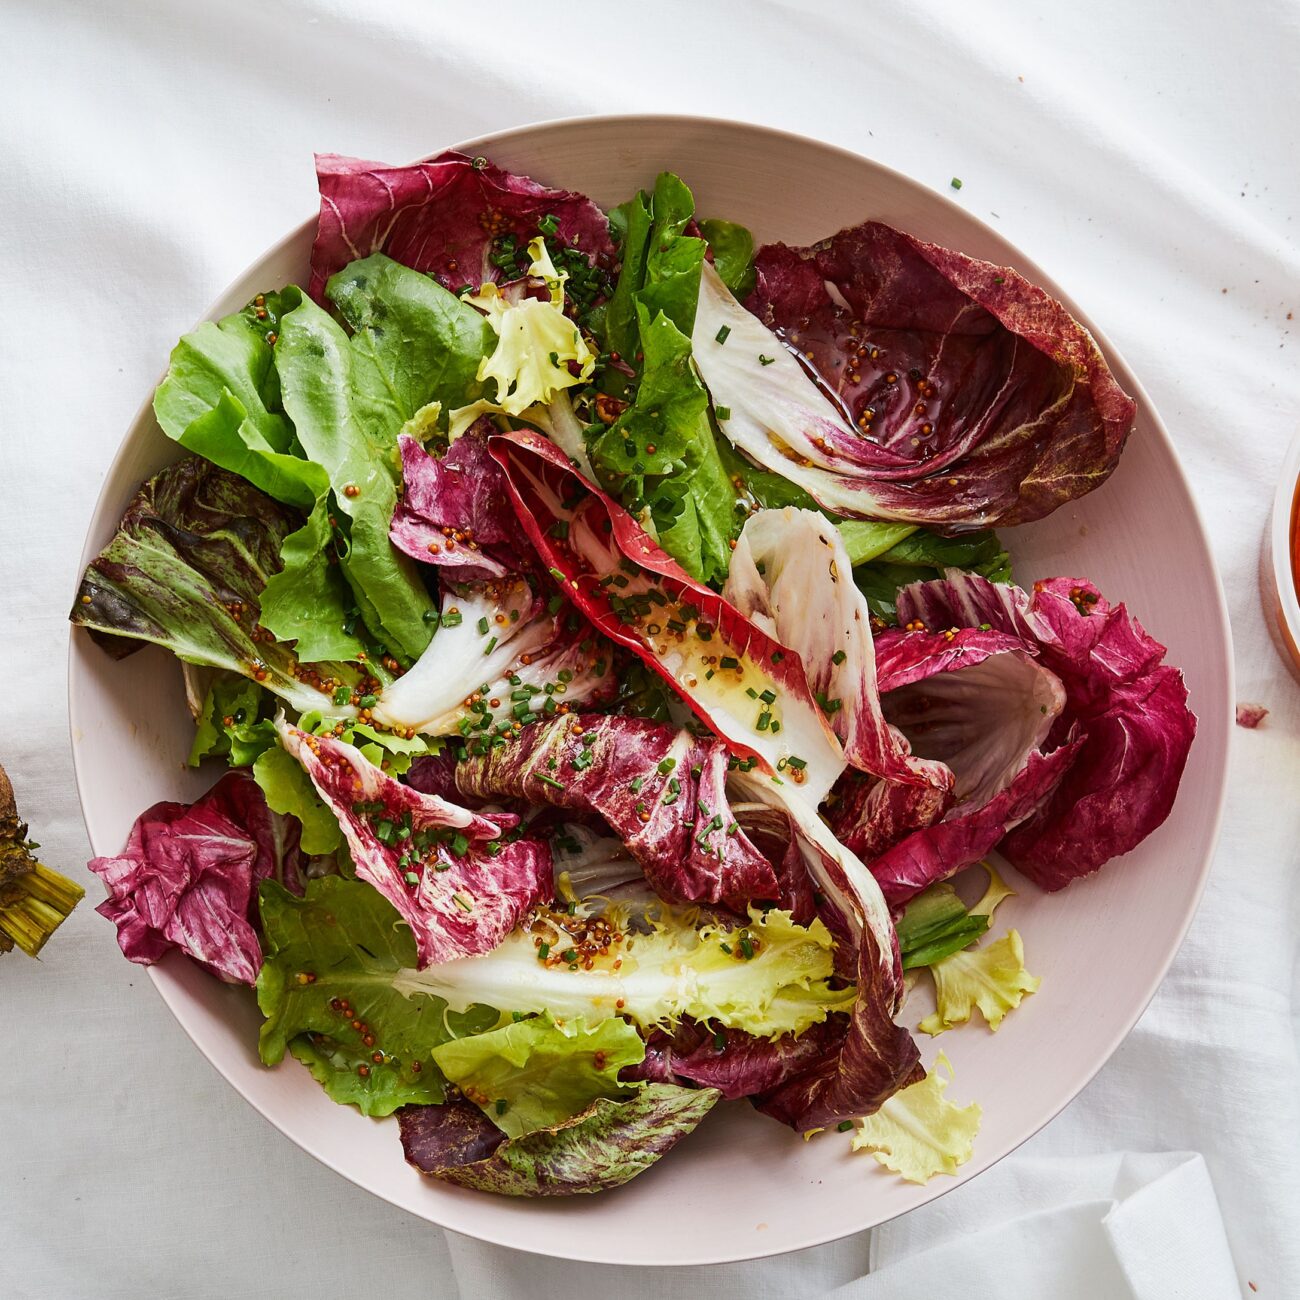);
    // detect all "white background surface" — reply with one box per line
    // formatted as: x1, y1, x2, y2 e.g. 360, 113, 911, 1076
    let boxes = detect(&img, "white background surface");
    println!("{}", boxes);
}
3, 1, 1298, 1296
